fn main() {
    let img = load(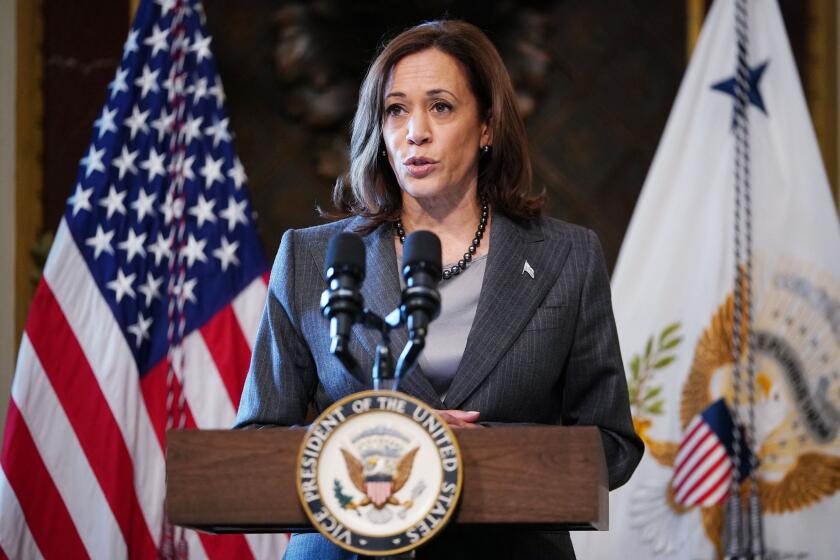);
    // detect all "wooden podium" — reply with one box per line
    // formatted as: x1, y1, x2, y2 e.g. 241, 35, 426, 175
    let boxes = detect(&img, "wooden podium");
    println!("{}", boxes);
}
166, 425, 608, 534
